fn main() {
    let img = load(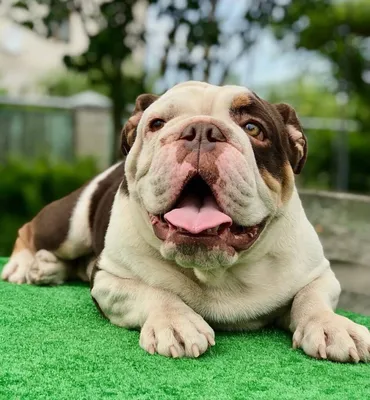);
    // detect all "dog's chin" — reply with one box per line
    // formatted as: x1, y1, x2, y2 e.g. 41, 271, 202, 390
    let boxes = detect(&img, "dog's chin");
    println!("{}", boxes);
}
147, 175, 267, 269
159, 241, 238, 270
153, 221, 265, 269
